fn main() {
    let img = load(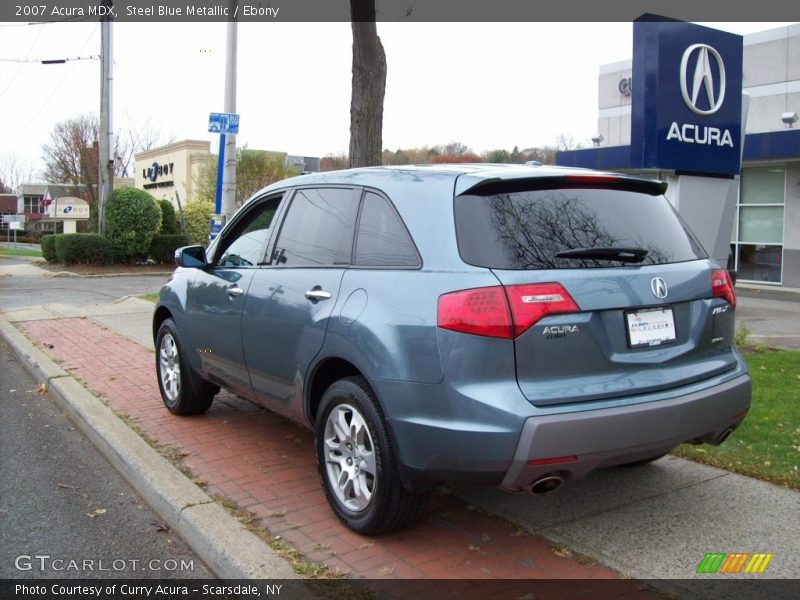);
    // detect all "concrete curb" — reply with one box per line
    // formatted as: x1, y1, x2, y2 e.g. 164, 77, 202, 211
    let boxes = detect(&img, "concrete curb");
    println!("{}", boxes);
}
48, 271, 173, 278
0, 313, 298, 581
